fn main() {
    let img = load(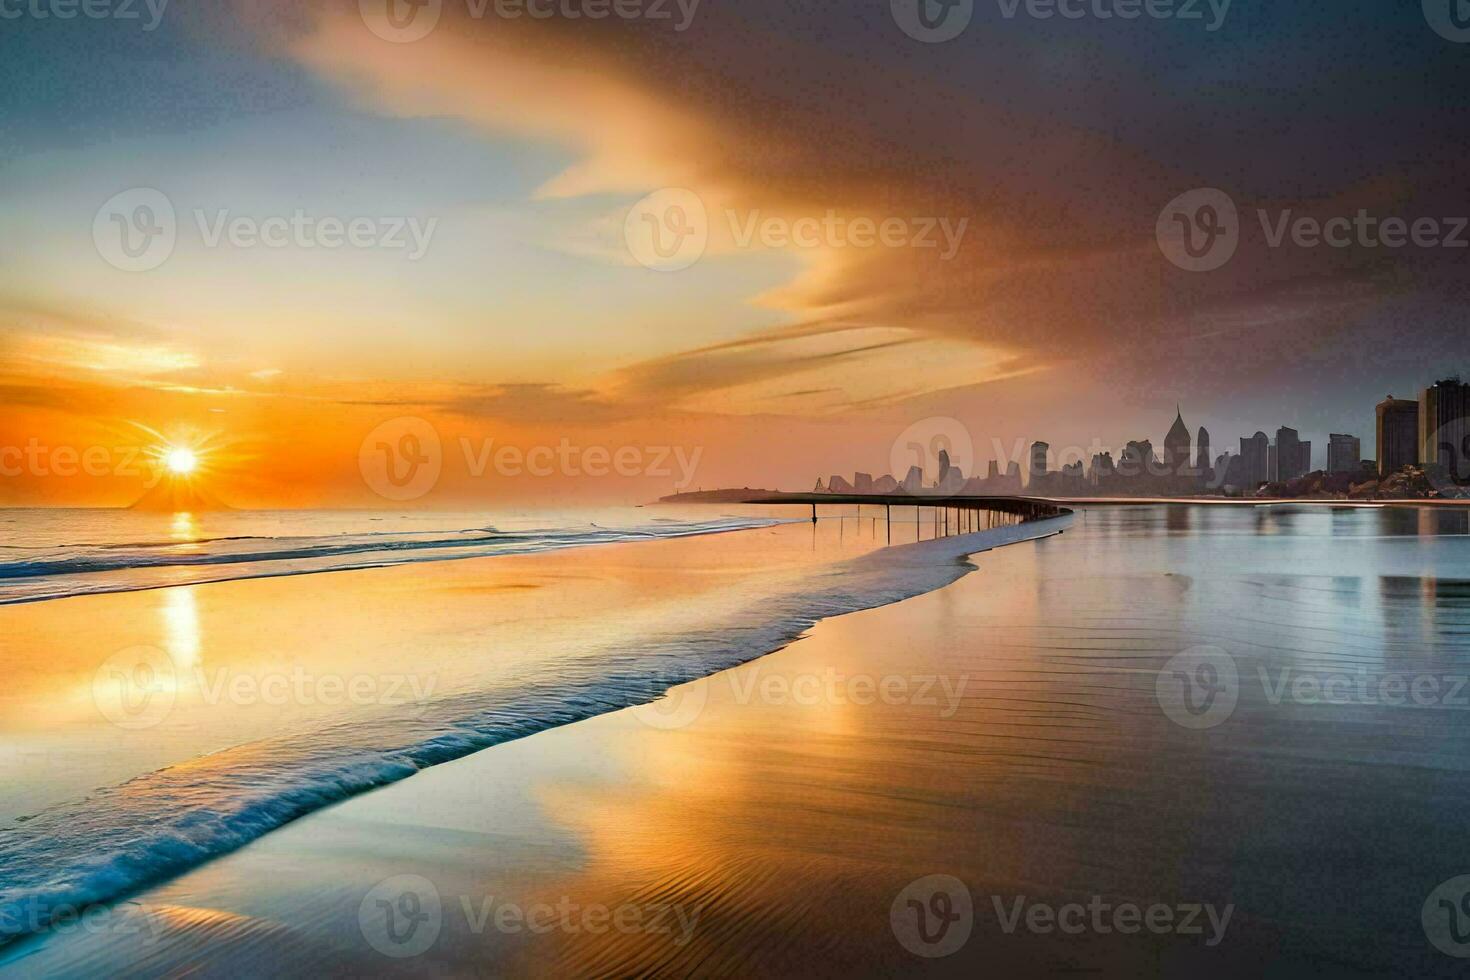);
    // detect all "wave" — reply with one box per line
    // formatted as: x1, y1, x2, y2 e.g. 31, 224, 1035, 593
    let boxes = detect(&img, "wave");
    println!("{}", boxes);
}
0, 515, 1069, 947
0, 517, 788, 605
